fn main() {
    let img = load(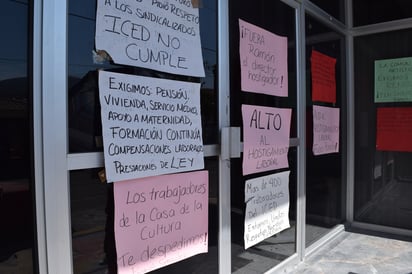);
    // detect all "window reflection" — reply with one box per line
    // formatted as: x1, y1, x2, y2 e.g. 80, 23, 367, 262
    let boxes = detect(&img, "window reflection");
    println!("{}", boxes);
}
309, 0, 345, 22
353, 0, 412, 26
354, 29, 412, 230
0, 1, 34, 273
